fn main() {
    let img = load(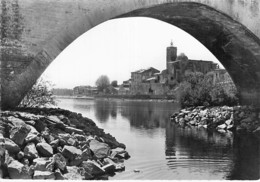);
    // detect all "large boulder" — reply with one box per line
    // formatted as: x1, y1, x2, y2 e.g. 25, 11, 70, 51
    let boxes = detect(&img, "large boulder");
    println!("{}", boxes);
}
24, 143, 39, 160
36, 143, 53, 157
10, 125, 31, 146
61, 145, 82, 161
89, 140, 110, 159
33, 171, 55, 179
4, 138, 20, 154
7, 160, 31, 179
81, 161, 105, 176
